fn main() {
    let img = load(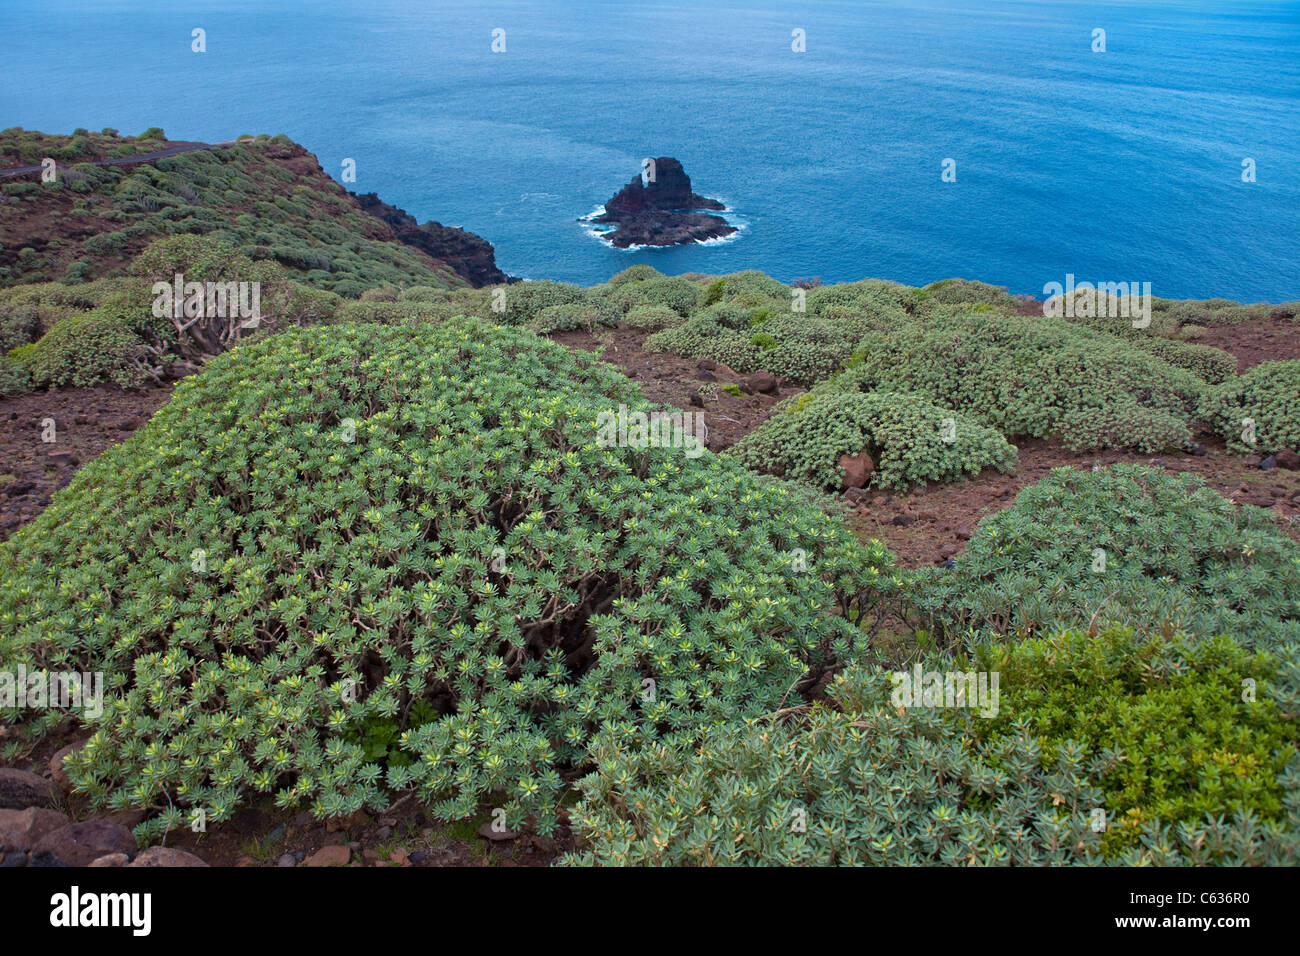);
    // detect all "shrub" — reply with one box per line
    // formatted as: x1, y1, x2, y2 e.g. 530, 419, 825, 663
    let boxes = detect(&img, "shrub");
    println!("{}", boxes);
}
0, 354, 31, 397
0, 318, 893, 841
612, 275, 700, 317
840, 313, 1205, 451
921, 278, 1020, 310
621, 304, 680, 332
903, 465, 1300, 652
564, 629, 1299, 866
529, 298, 619, 335
730, 390, 1017, 490
0, 302, 43, 351
11, 304, 148, 389
974, 628, 1296, 855
1199, 360, 1300, 454
1056, 400, 1192, 454
607, 264, 662, 286
491, 280, 587, 326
